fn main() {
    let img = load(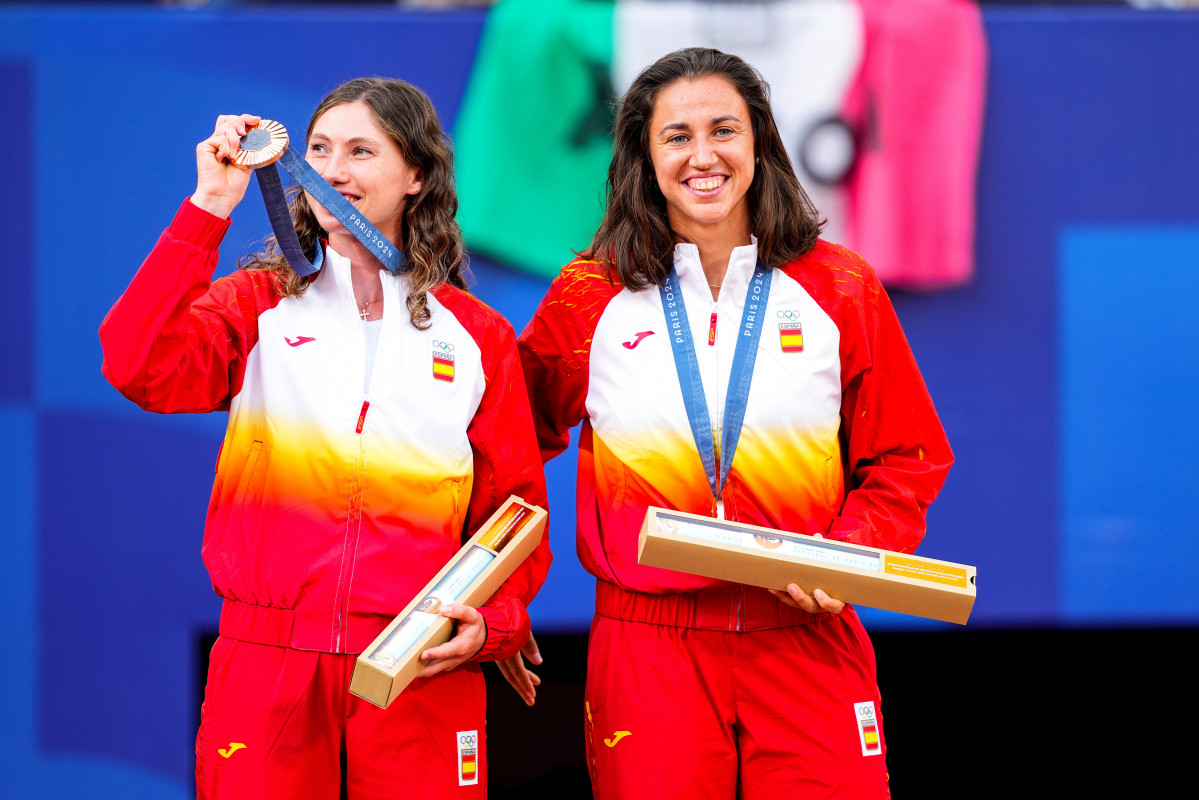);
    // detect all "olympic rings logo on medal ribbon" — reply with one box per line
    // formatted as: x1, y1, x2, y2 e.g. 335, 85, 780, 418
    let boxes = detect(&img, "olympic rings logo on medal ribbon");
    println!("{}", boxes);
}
777, 310, 800, 321
432, 340, 455, 352
460, 734, 477, 746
